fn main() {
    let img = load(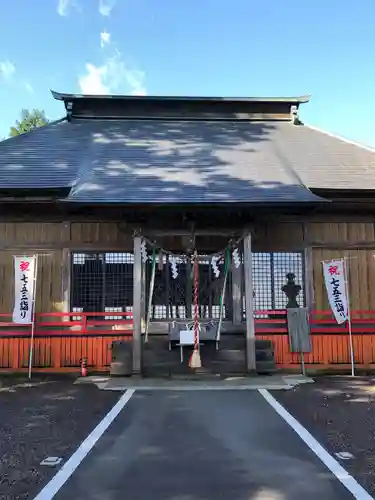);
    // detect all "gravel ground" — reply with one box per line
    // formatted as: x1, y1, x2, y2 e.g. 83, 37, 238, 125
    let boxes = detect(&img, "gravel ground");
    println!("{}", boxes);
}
0, 375, 119, 500
273, 376, 375, 497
